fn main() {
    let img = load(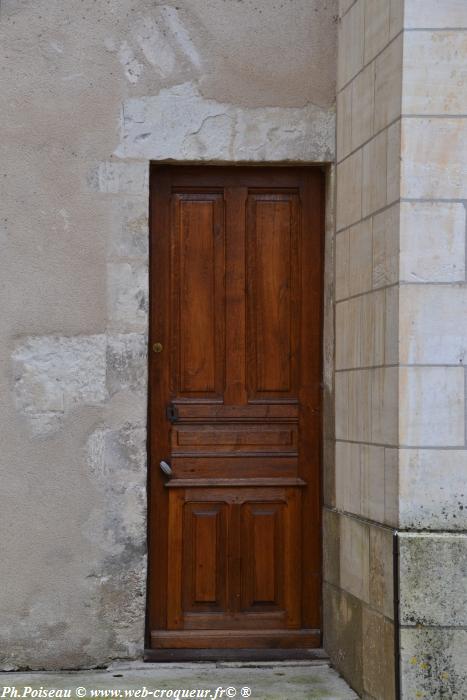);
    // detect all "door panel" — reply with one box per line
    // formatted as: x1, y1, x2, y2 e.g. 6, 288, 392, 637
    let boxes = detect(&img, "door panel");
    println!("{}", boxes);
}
246, 193, 300, 400
148, 166, 323, 653
171, 193, 225, 399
